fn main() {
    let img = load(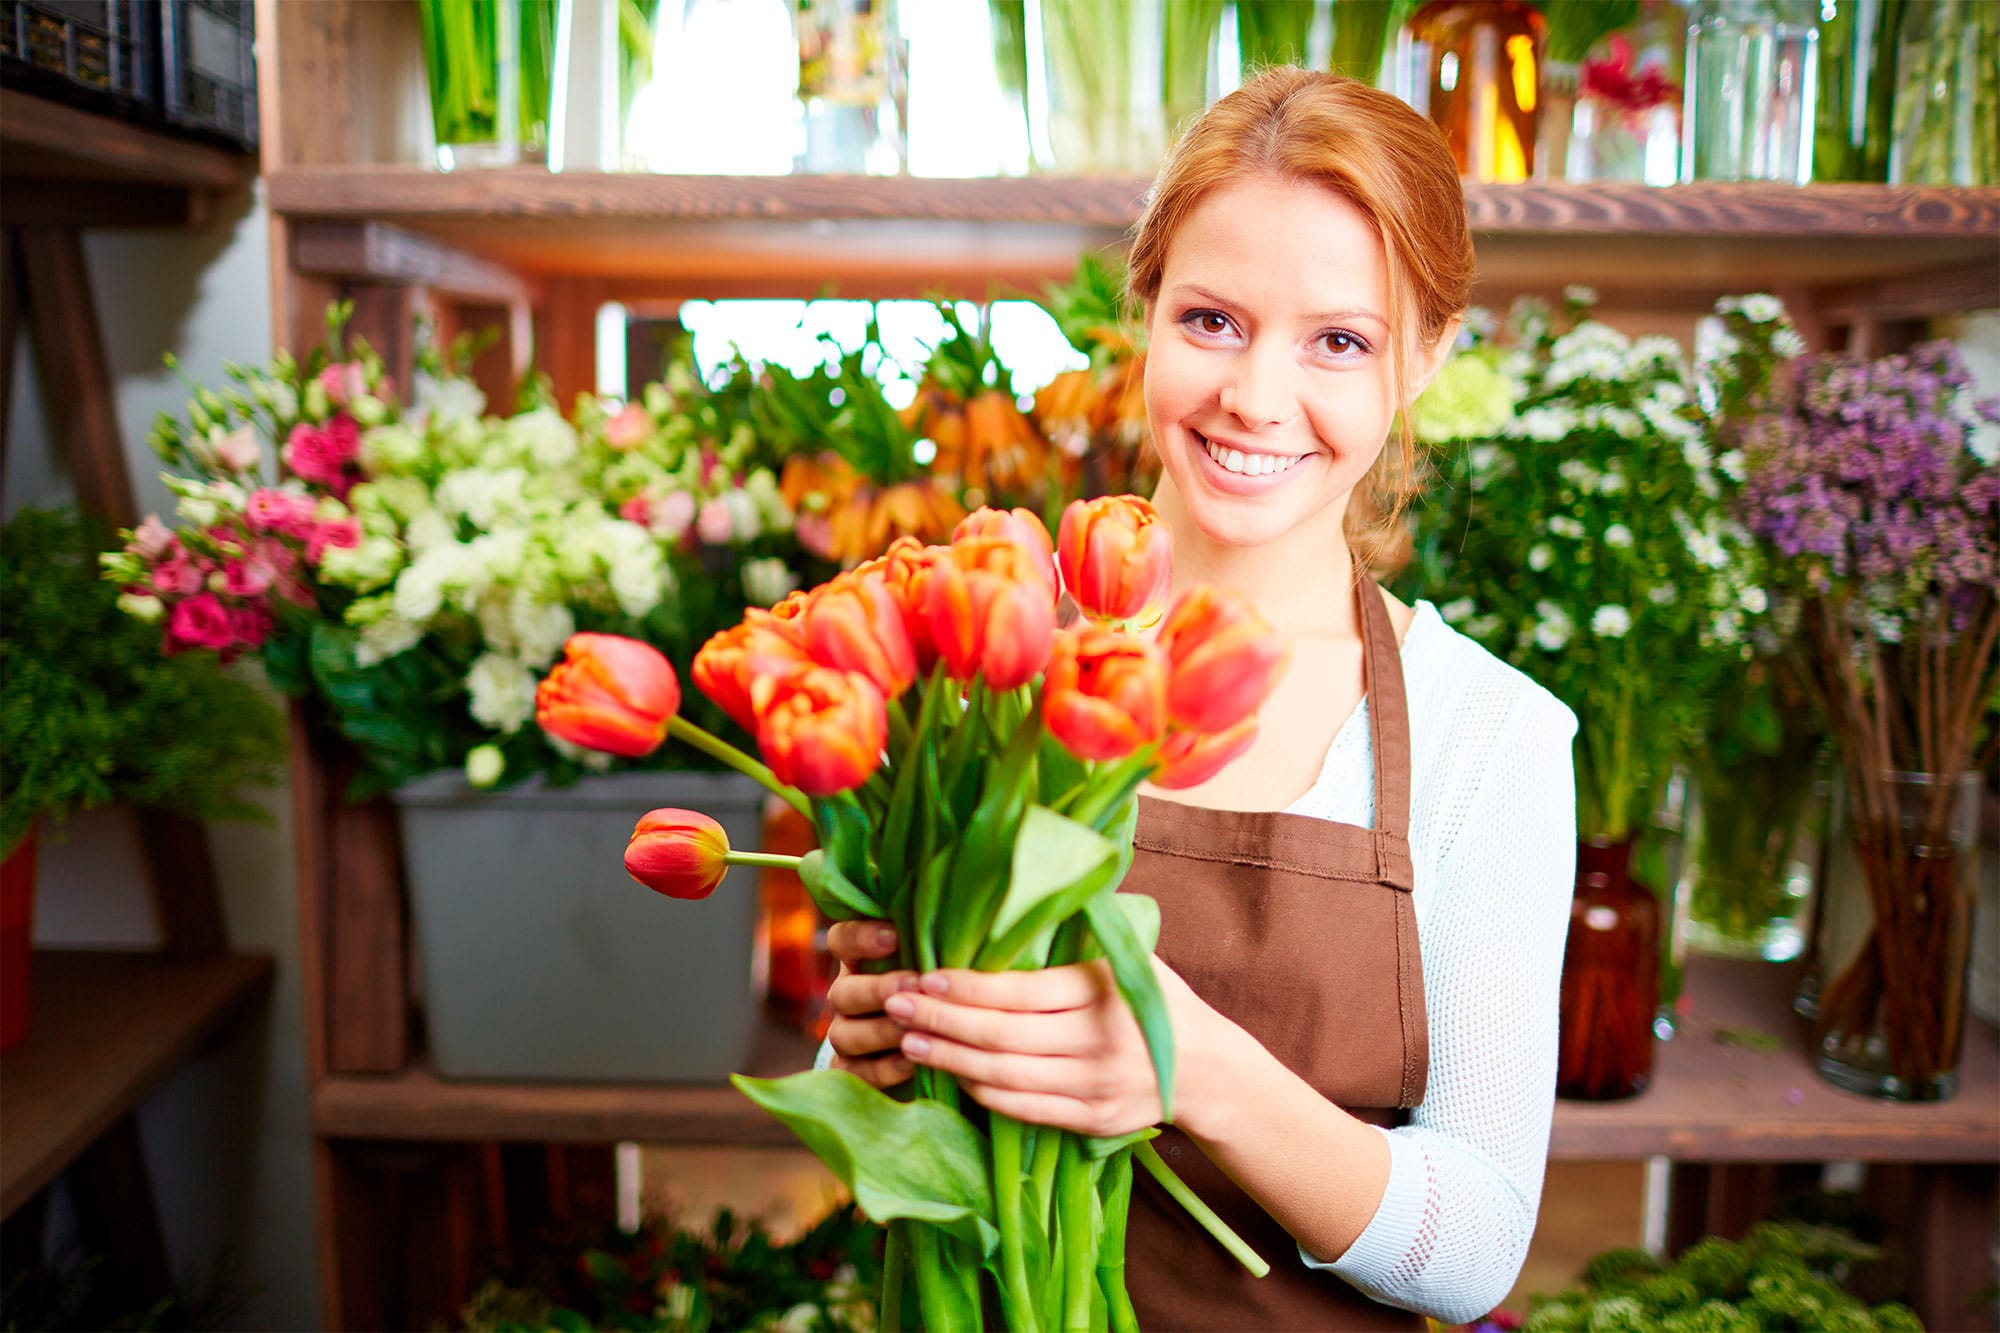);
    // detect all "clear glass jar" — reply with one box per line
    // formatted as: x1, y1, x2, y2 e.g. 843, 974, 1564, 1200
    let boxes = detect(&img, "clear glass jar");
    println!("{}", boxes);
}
416, 0, 561, 171
1812, 0, 1898, 181
1557, 839, 1661, 1101
1681, 0, 1819, 183
1394, 0, 1547, 181
793, 0, 909, 174
1888, 0, 2000, 185
1025, 0, 1224, 174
